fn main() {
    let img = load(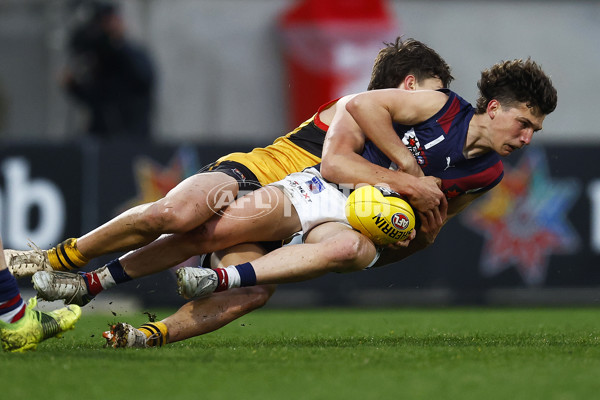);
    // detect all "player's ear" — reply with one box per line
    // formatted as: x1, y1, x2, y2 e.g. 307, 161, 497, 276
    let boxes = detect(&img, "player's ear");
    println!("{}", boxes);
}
400, 75, 417, 91
487, 99, 500, 119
